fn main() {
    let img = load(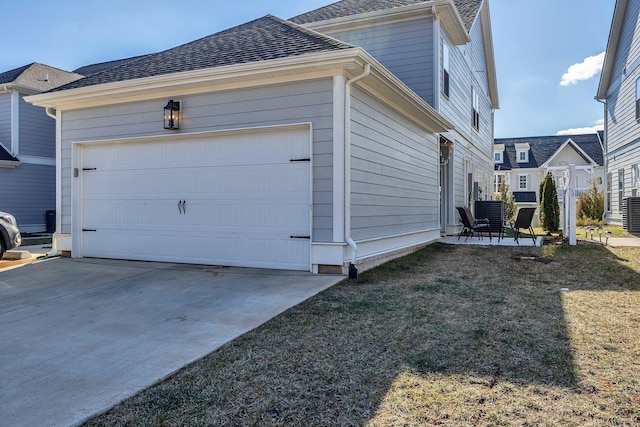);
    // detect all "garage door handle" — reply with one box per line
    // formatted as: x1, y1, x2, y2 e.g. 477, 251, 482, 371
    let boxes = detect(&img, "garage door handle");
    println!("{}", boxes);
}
290, 235, 310, 239
82, 228, 97, 232
290, 158, 310, 162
